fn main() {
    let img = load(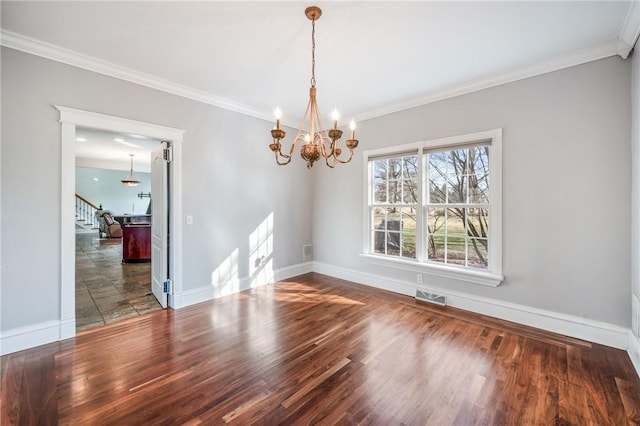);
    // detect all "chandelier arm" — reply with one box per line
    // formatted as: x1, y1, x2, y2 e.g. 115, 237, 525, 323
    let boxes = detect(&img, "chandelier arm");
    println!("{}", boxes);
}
333, 148, 356, 164
319, 134, 333, 159
275, 152, 293, 166
313, 107, 335, 159
324, 154, 337, 168
278, 96, 315, 160
299, 94, 314, 139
